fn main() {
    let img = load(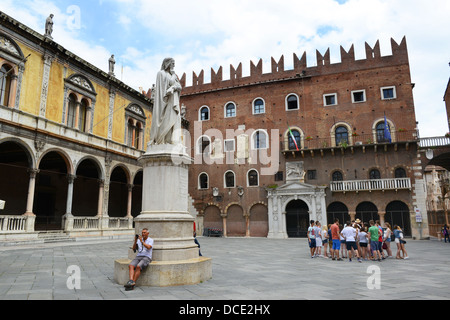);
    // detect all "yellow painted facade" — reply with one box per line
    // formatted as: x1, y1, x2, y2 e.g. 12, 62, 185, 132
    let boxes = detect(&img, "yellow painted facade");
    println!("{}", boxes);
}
3, 30, 152, 148
0, 12, 154, 234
